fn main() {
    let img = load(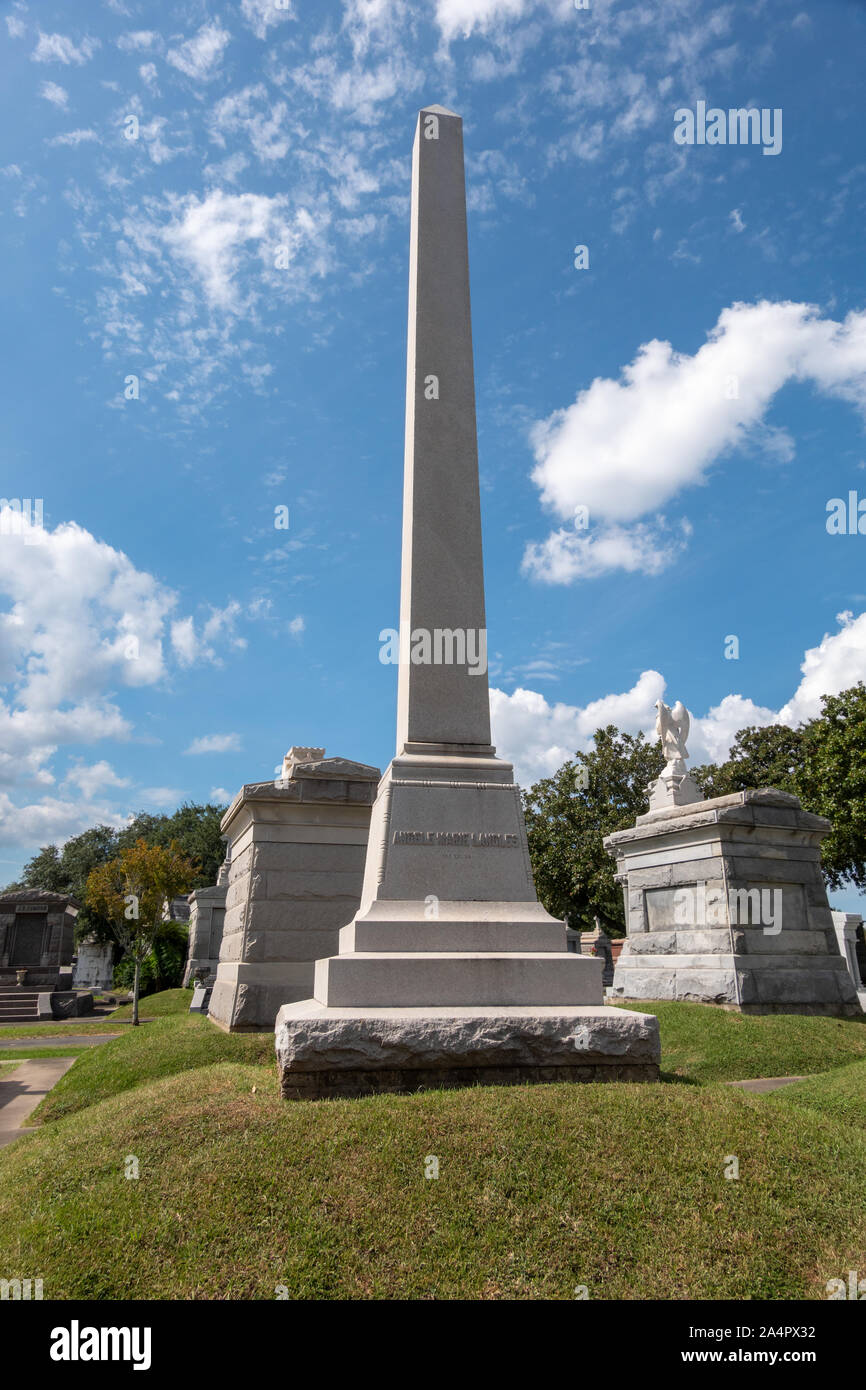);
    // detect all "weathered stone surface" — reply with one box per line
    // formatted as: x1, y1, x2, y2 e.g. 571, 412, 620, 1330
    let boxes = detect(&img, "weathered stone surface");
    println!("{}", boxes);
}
606, 788, 862, 1017
207, 750, 380, 1032
269, 107, 660, 1096
276, 1004, 660, 1079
